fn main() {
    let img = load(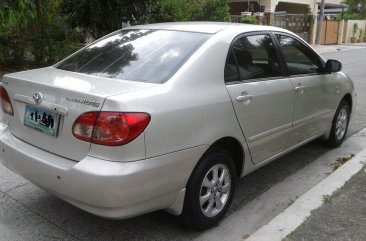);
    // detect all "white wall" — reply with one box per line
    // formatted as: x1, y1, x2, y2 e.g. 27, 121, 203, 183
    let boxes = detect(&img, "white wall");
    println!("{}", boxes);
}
344, 20, 366, 43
